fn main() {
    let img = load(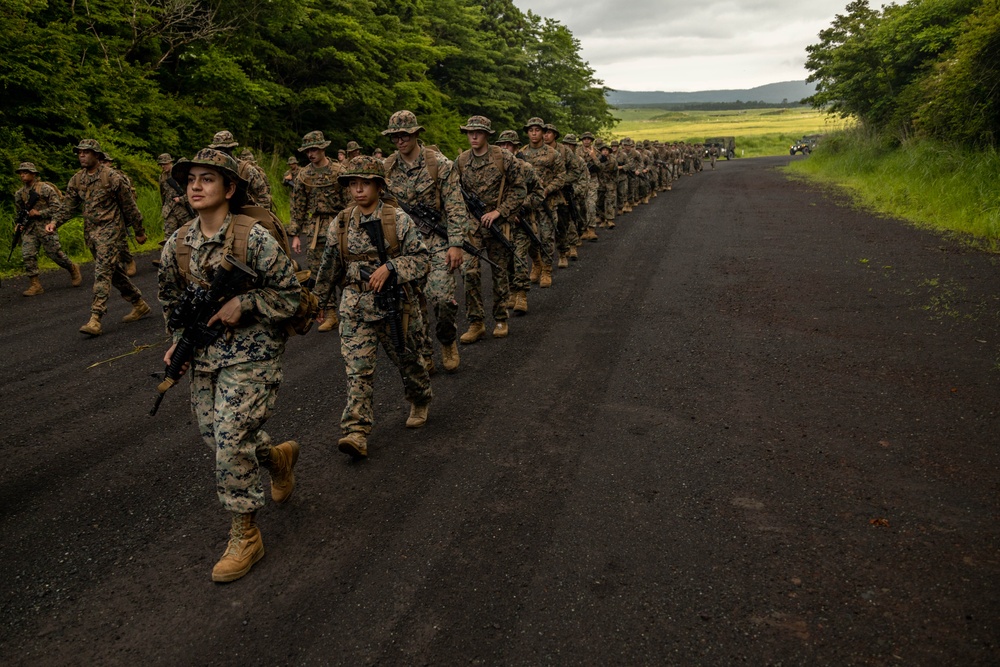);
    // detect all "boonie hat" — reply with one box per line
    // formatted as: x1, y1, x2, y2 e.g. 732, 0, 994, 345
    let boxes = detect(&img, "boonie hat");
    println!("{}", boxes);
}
287, 156, 298, 165
73, 139, 107, 158
337, 155, 386, 187
382, 110, 424, 136
562, 134, 579, 145
580, 132, 595, 140
460, 116, 495, 135
16, 162, 38, 173
209, 131, 239, 149
345, 141, 362, 153
156, 153, 174, 165
171, 148, 248, 196
497, 130, 521, 145
299, 131, 331, 152
523, 117, 545, 131
542, 123, 560, 139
